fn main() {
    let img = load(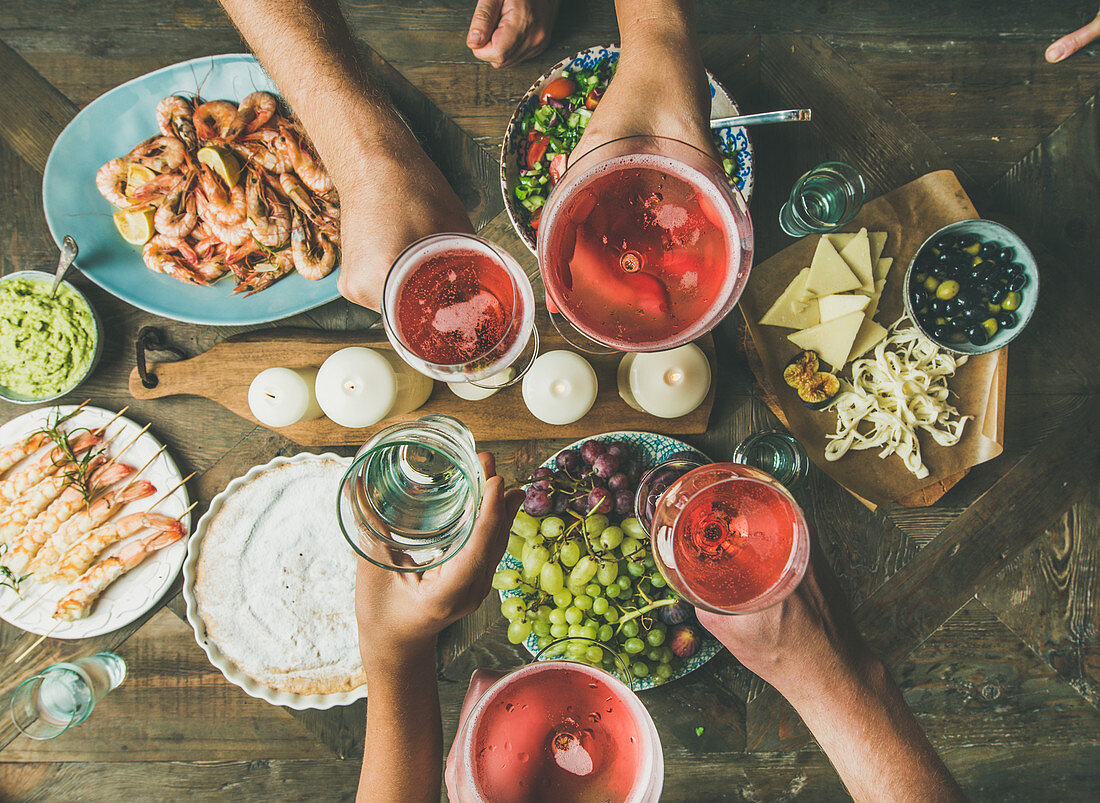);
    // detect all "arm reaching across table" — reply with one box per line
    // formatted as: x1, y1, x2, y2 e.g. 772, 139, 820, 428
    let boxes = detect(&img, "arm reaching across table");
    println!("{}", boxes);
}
216, 0, 474, 311
352, 452, 524, 802
698, 542, 966, 803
